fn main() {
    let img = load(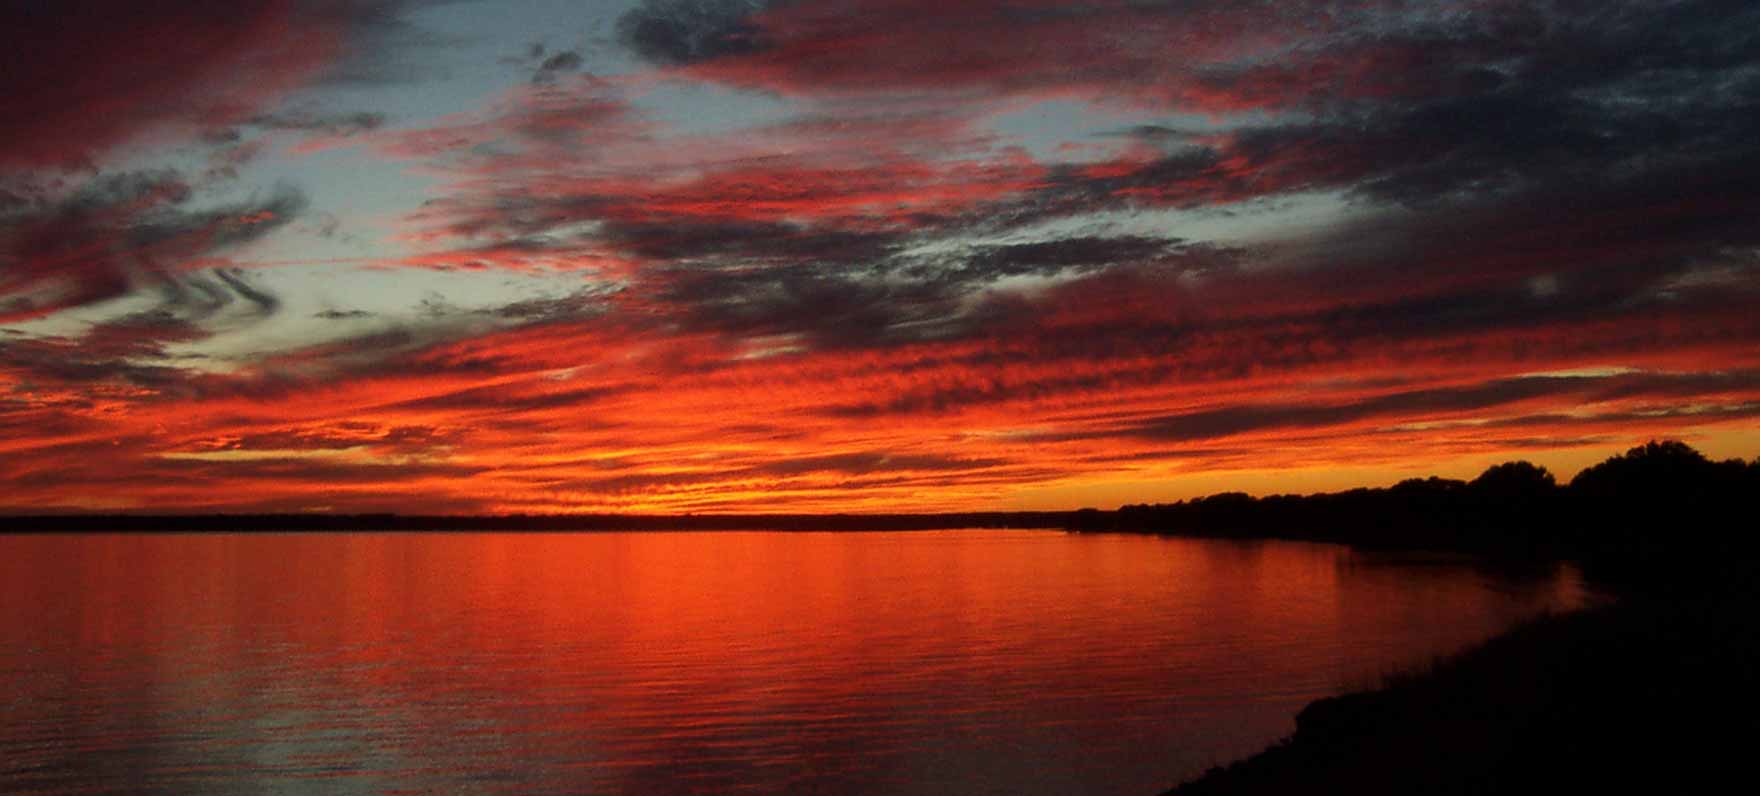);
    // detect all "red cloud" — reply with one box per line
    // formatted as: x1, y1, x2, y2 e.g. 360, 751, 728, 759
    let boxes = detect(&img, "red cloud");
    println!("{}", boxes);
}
0, 1, 371, 170
666, 0, 1307, 109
